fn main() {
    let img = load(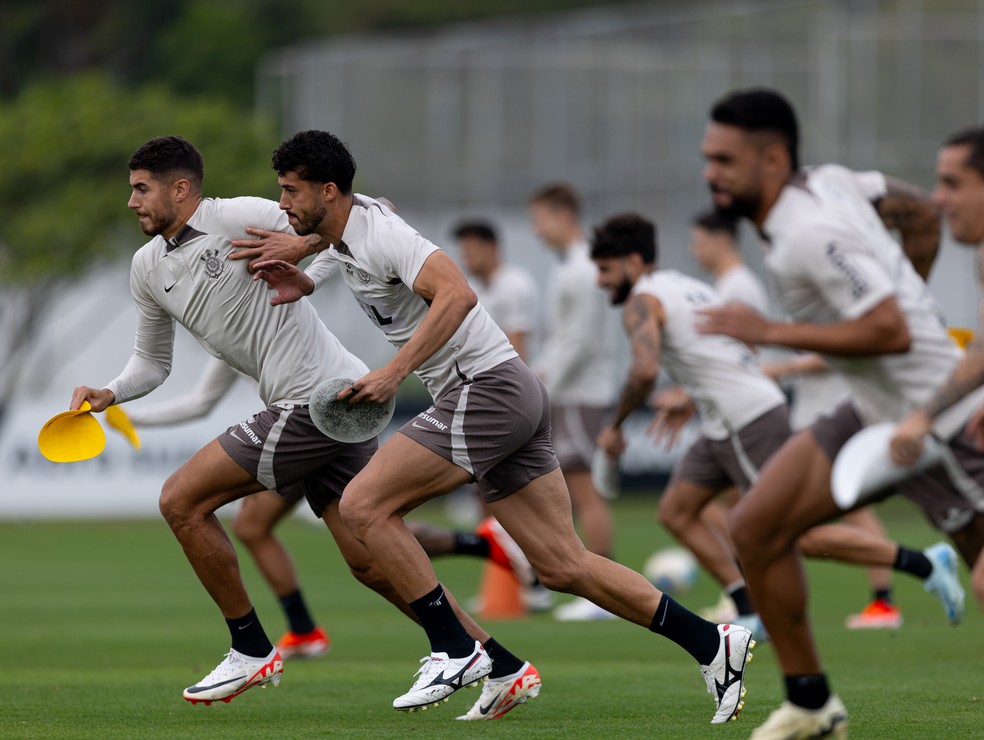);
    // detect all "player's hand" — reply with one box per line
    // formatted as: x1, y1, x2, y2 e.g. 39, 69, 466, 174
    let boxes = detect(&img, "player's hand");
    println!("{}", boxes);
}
229, 228, 308, 271
889, 409, 932, 466
597, 424, 626, 458
252, 259, 314, 305
696, 303, 772, 345
339, 367, 403, 406
71, 386, 115, 413
647, 387, 695, 449
964, 404, 984, 451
